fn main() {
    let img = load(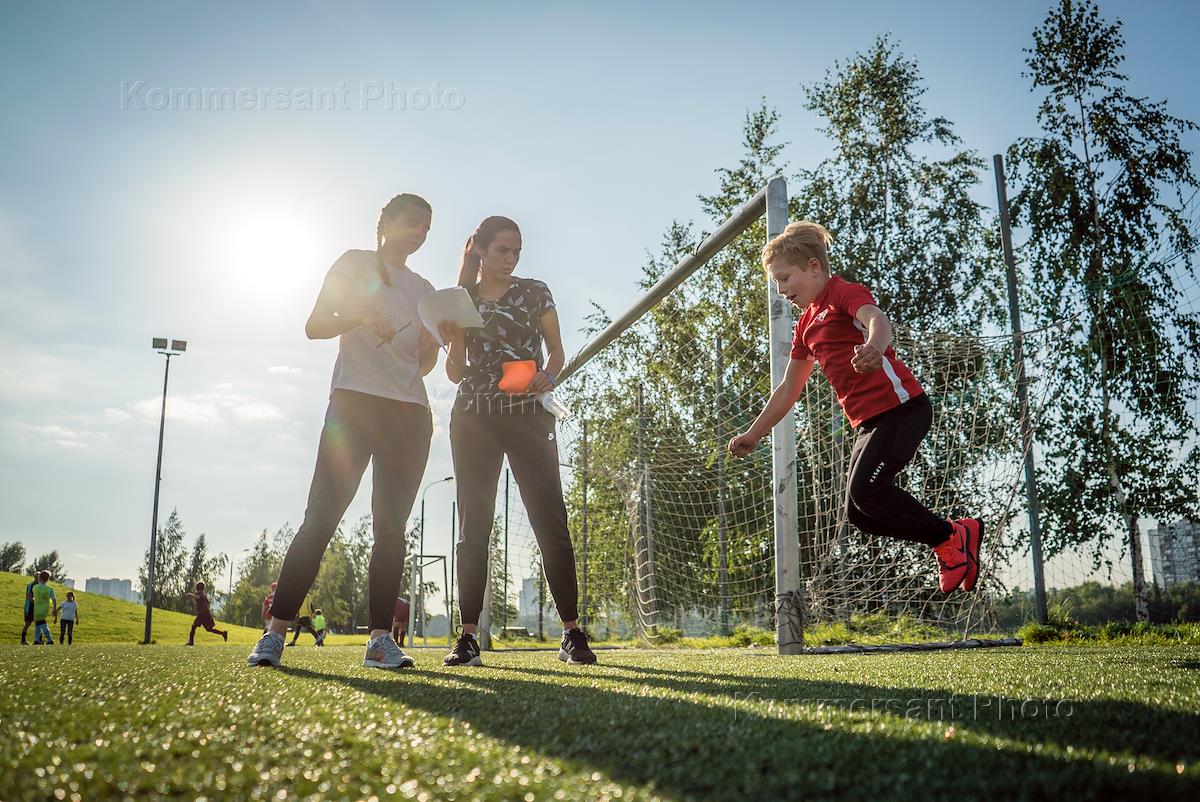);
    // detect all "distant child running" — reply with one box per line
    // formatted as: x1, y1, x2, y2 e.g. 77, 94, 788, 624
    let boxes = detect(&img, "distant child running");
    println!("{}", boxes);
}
58, 591, 79, 645
729, 221, 983, 593
187, 582, 228, 645
30, 571, 57, 645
